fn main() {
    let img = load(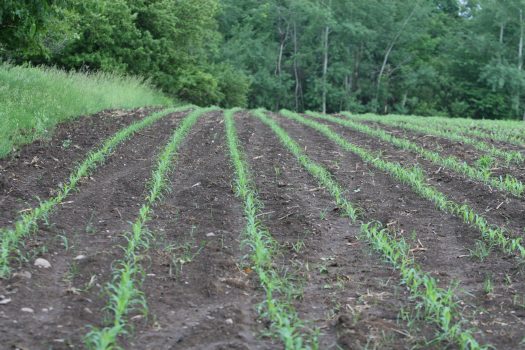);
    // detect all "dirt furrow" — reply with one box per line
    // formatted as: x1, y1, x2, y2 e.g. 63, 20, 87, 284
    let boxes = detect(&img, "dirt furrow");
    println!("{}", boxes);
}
315, 116, 525, 238
236, 112, 436, 349
360, 120, 525, 184
128, 111, 276, 350
0, 107, 161, 228
0, 110, 186, 349
275, 113, 525, 349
